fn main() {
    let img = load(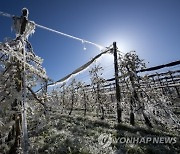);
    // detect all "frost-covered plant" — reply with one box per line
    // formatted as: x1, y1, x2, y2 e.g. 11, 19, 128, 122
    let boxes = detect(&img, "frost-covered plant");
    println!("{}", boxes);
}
0, 16, 47, 153
118, 51, 152, 127
89, 64, 107, 120
118, 51, 180, 129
